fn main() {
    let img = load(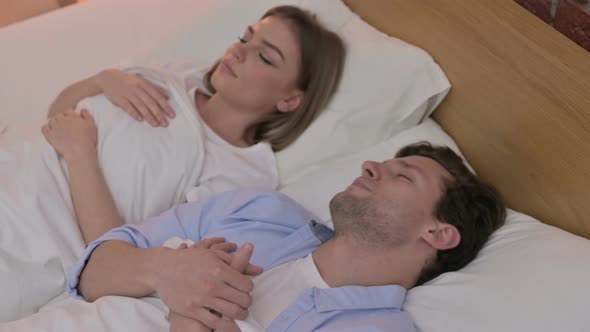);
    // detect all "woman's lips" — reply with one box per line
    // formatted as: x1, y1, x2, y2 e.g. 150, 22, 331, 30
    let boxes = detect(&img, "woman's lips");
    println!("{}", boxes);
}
220, 60, 238, 78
